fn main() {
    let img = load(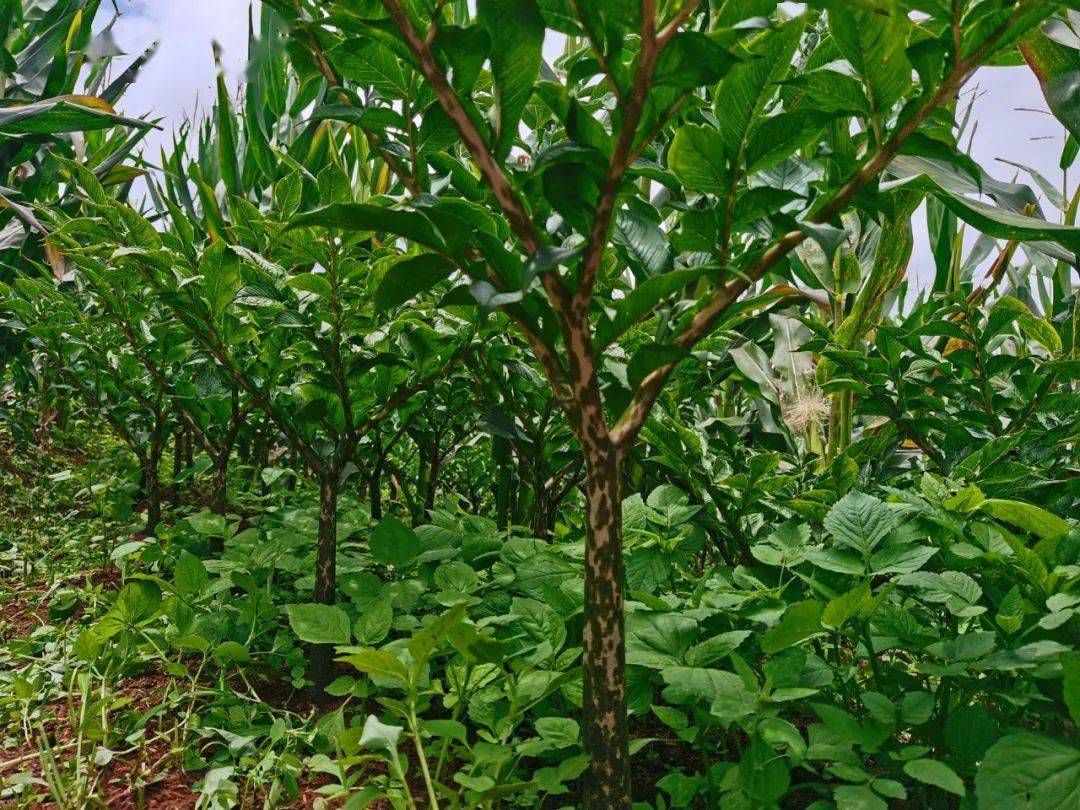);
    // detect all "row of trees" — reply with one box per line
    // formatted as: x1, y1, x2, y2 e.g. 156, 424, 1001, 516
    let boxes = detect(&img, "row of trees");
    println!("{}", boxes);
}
3, 1, 1080, 805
